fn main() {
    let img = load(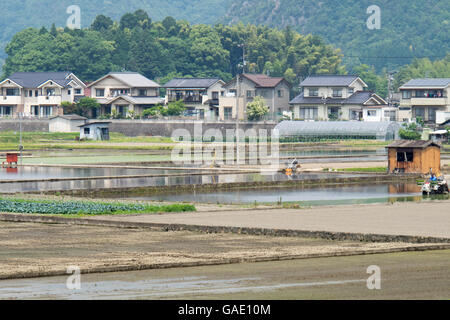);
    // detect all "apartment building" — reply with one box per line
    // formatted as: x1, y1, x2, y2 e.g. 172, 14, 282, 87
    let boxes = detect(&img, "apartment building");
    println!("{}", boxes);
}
0, 72, 86, 118
218, 74, 291, 121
